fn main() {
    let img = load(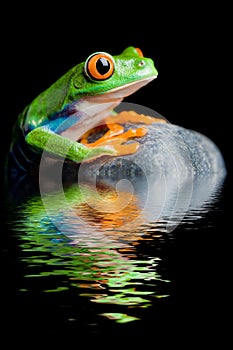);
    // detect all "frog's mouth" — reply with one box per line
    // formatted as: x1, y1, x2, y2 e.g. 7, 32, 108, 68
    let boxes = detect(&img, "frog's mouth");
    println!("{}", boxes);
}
60, 76, 156, 141
98, 75, 157, 99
